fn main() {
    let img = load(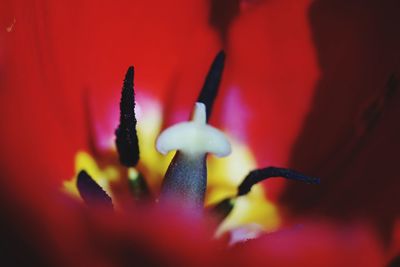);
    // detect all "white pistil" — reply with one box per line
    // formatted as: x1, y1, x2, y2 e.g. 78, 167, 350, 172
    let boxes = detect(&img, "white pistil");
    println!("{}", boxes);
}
156, 102, 231, 157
